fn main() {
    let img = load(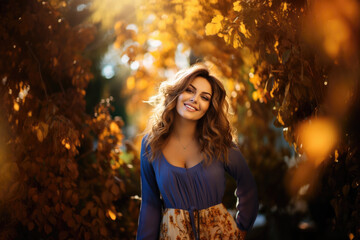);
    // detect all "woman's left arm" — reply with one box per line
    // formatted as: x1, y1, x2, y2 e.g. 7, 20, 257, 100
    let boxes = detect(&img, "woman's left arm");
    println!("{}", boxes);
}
224, 146, 259, 234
